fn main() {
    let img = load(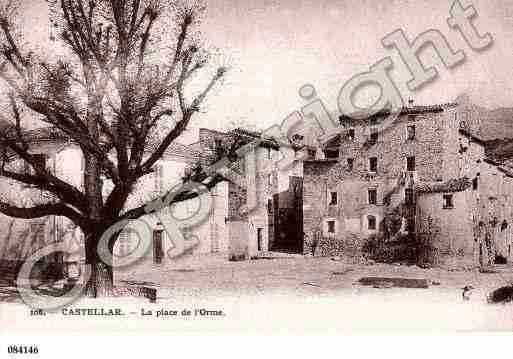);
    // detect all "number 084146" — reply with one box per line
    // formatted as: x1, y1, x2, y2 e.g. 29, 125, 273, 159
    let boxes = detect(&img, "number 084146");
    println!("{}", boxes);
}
7, 346, 39, 354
